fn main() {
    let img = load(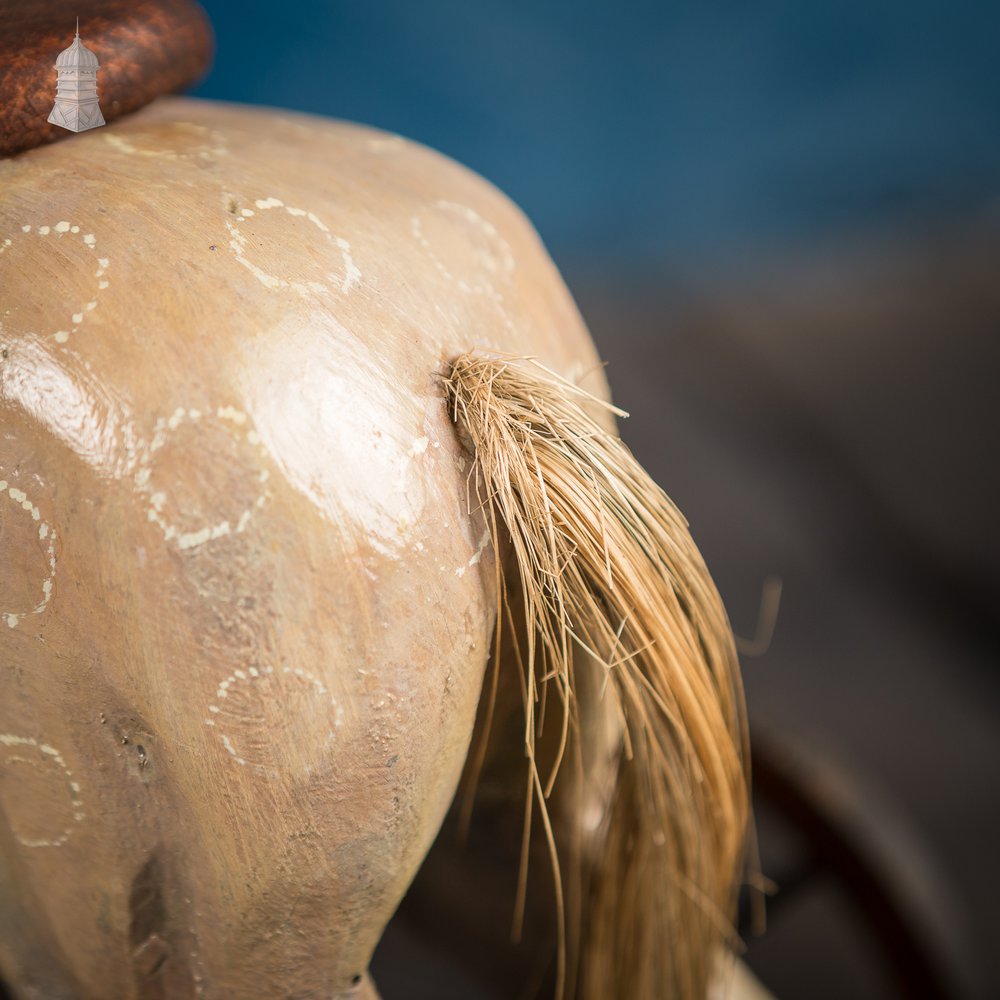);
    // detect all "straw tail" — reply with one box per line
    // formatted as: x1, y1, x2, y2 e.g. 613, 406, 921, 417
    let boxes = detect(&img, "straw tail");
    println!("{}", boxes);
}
444, 353, 751, 1000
